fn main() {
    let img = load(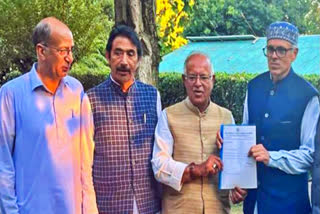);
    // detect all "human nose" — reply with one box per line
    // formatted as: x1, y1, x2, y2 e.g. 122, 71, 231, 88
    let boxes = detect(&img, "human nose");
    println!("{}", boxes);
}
194, 76, 202, 86
270, 49, 278, 59
120, 53, 129, 65
65, 52, 73, 63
